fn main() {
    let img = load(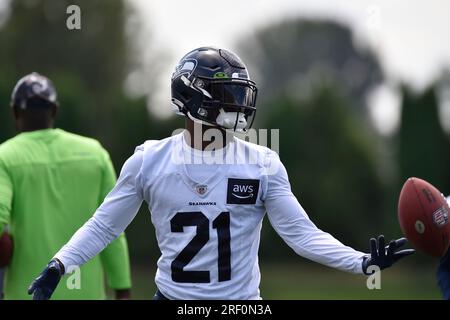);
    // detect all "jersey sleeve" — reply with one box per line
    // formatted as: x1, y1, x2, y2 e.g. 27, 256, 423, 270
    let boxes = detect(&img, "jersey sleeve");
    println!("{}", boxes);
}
54, 146, 144, 270
0, 160, 13, 234
98, 149, 132, 289
264, 151, 367, 274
